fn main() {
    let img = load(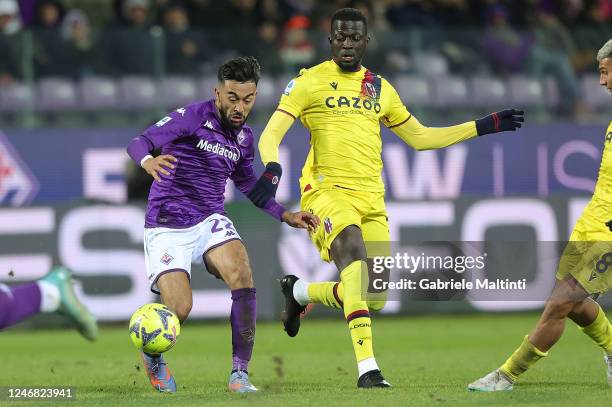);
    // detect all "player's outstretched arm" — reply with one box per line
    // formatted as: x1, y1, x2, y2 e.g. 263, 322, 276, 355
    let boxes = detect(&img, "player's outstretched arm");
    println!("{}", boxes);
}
281, 210, 320, 231
248, 110, 296, 207
389, 109, 525, 151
